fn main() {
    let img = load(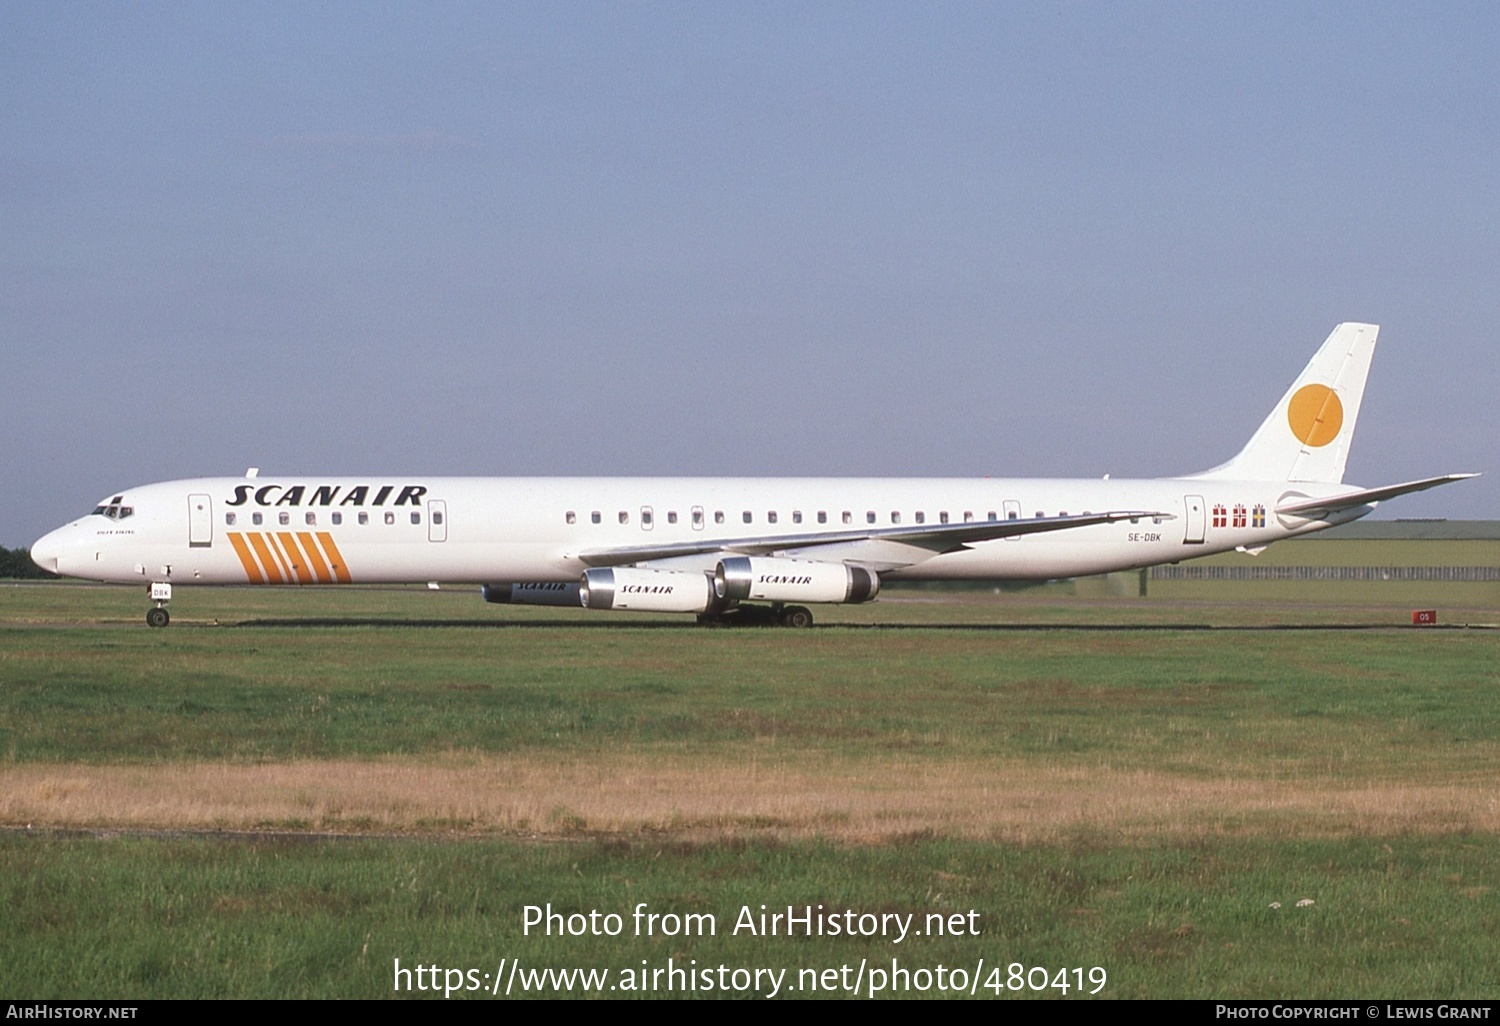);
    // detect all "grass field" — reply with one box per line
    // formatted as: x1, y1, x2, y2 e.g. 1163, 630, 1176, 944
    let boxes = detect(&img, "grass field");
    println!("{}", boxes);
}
2, 582, 1497, 998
